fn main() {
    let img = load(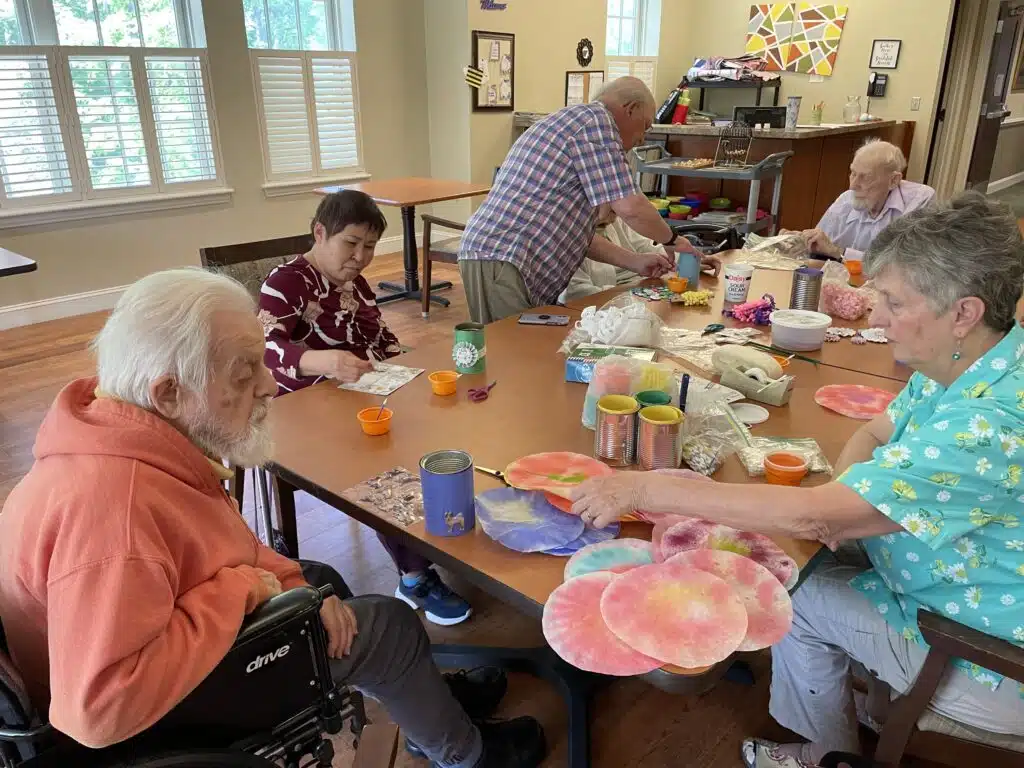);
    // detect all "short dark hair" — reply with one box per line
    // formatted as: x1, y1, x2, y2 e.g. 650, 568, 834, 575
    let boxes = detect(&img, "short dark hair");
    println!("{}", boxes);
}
311, 190, 388, 239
